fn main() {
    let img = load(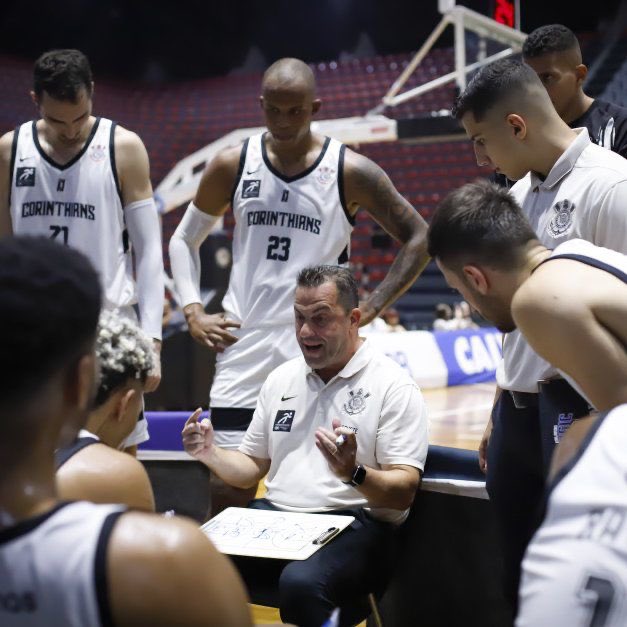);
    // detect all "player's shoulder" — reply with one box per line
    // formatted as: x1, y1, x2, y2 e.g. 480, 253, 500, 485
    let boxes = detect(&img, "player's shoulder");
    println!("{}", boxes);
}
580, 141, 627, 180
265, 355, 307, 386
342, 145, 380, 175
0, 129, 15, 163
113, 124, 147, 151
